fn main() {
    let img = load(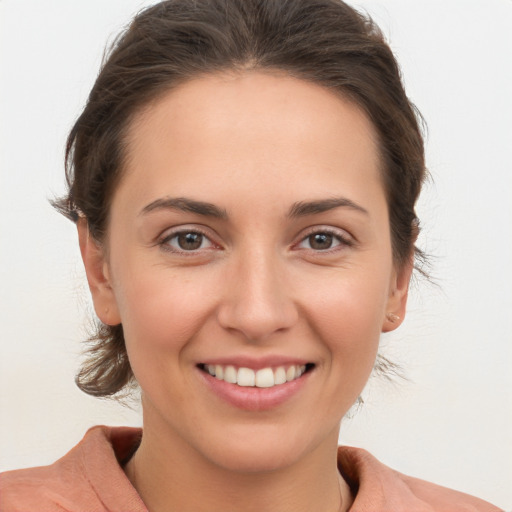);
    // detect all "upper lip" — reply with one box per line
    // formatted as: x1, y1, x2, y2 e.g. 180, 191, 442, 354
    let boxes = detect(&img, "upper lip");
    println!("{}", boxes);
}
199, 355, 313, 370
